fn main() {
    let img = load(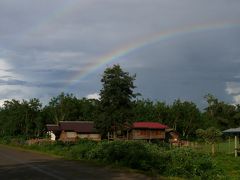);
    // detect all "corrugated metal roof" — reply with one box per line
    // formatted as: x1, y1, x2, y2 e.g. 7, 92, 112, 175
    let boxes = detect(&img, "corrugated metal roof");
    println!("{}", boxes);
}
222, 127, 240, 134
59, 121, 97, 133
132, 122, 168, 129
46, 121, 98, 133
46, 124, 60, 132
